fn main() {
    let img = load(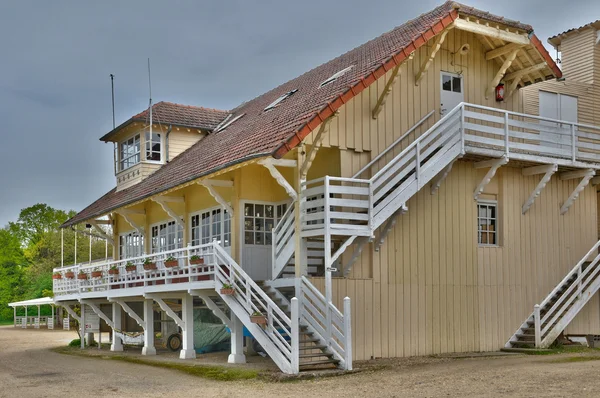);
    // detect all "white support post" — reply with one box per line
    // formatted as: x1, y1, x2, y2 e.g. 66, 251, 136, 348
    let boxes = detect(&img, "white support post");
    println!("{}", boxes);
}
571, 123, 576, 162
180, 294, 196, 359
74, 228, 77, 265
111, 303, 123, 352
142, 299, 156, 356
290, 297, 300, 374
80, 303, 85, 349
534, 304, 541, 348
61, 228, 64, 268
228, 313, 246, 364
323, 176, 333, 343
89, 227, 92, 263
13, 307, 16, 327
504, 113, 510, 156
343, 297, 352, 371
